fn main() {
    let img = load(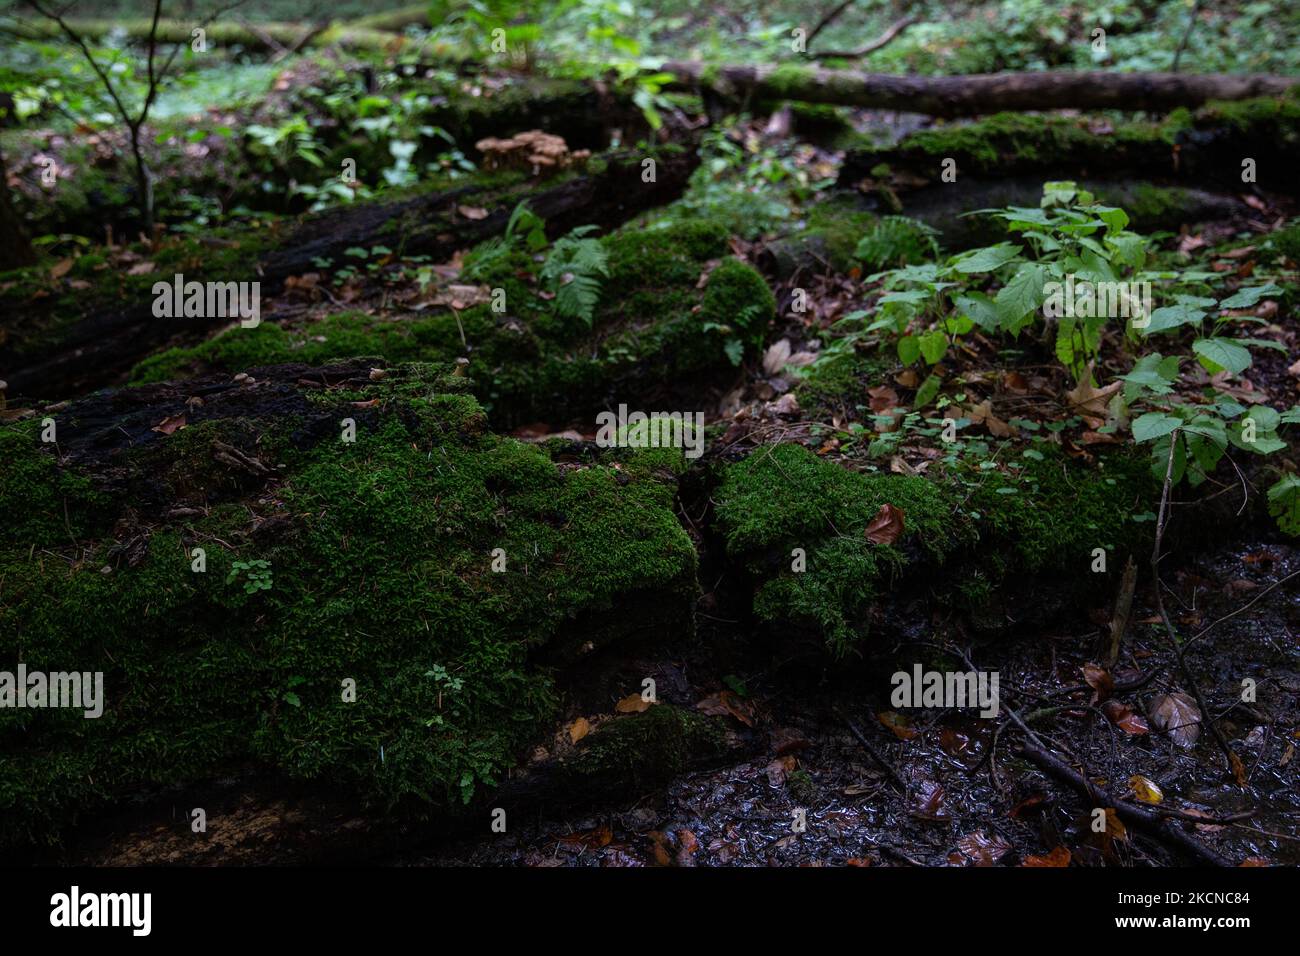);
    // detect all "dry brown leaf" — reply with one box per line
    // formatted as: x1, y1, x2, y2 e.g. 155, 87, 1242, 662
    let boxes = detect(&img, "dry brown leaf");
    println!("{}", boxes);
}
864, 503, 906, 545
694, 689, 755, 726
1101, 699, 1149, 735
762, 339, 792, 376
1149, 692, 1201, 749
50, 258, 73, 279
867, 385, 900, 413
765, 755, 796, 786
127, 261, 155, 276
877, 710, 918, 740
1065, 374, 1123, 419
954, 830, 1012, 866
568, 716, 590, 744
1022, 846, 1071, 867
1082, 663, 1113, 703
151, 413, 186, 435
615, 693, 652, 714
457, 205, 489, 220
